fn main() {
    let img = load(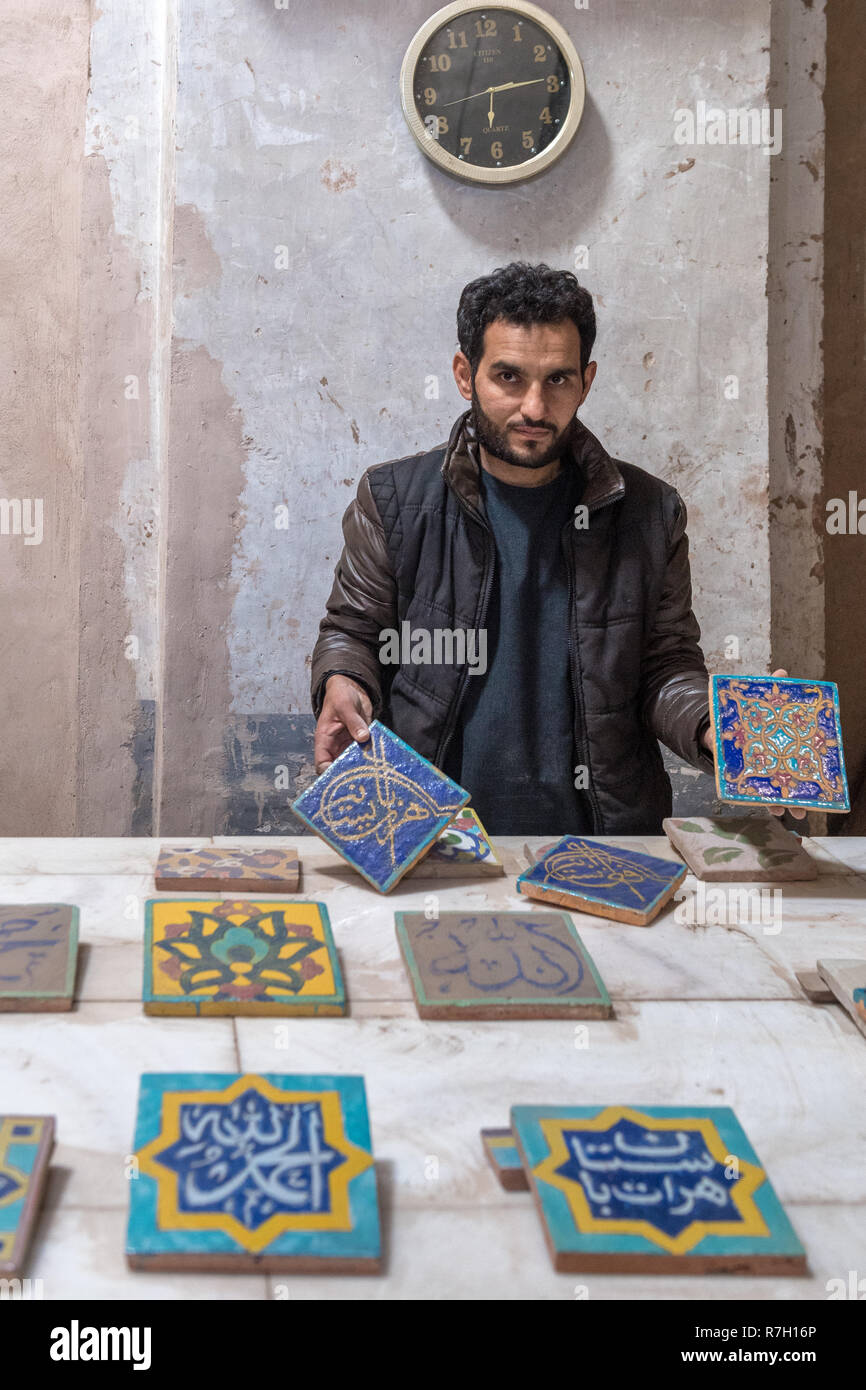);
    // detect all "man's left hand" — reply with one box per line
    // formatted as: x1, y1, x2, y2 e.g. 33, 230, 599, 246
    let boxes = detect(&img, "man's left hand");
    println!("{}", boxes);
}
700, 667, 807, 821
